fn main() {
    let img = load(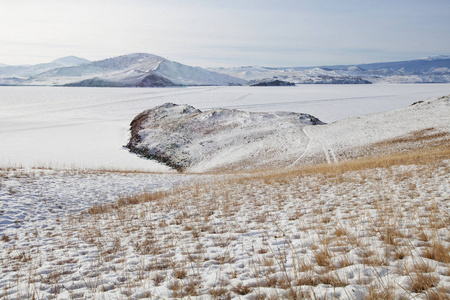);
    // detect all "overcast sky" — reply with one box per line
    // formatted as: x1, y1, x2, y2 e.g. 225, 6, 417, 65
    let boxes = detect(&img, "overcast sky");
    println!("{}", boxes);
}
1, 0, 449, 67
